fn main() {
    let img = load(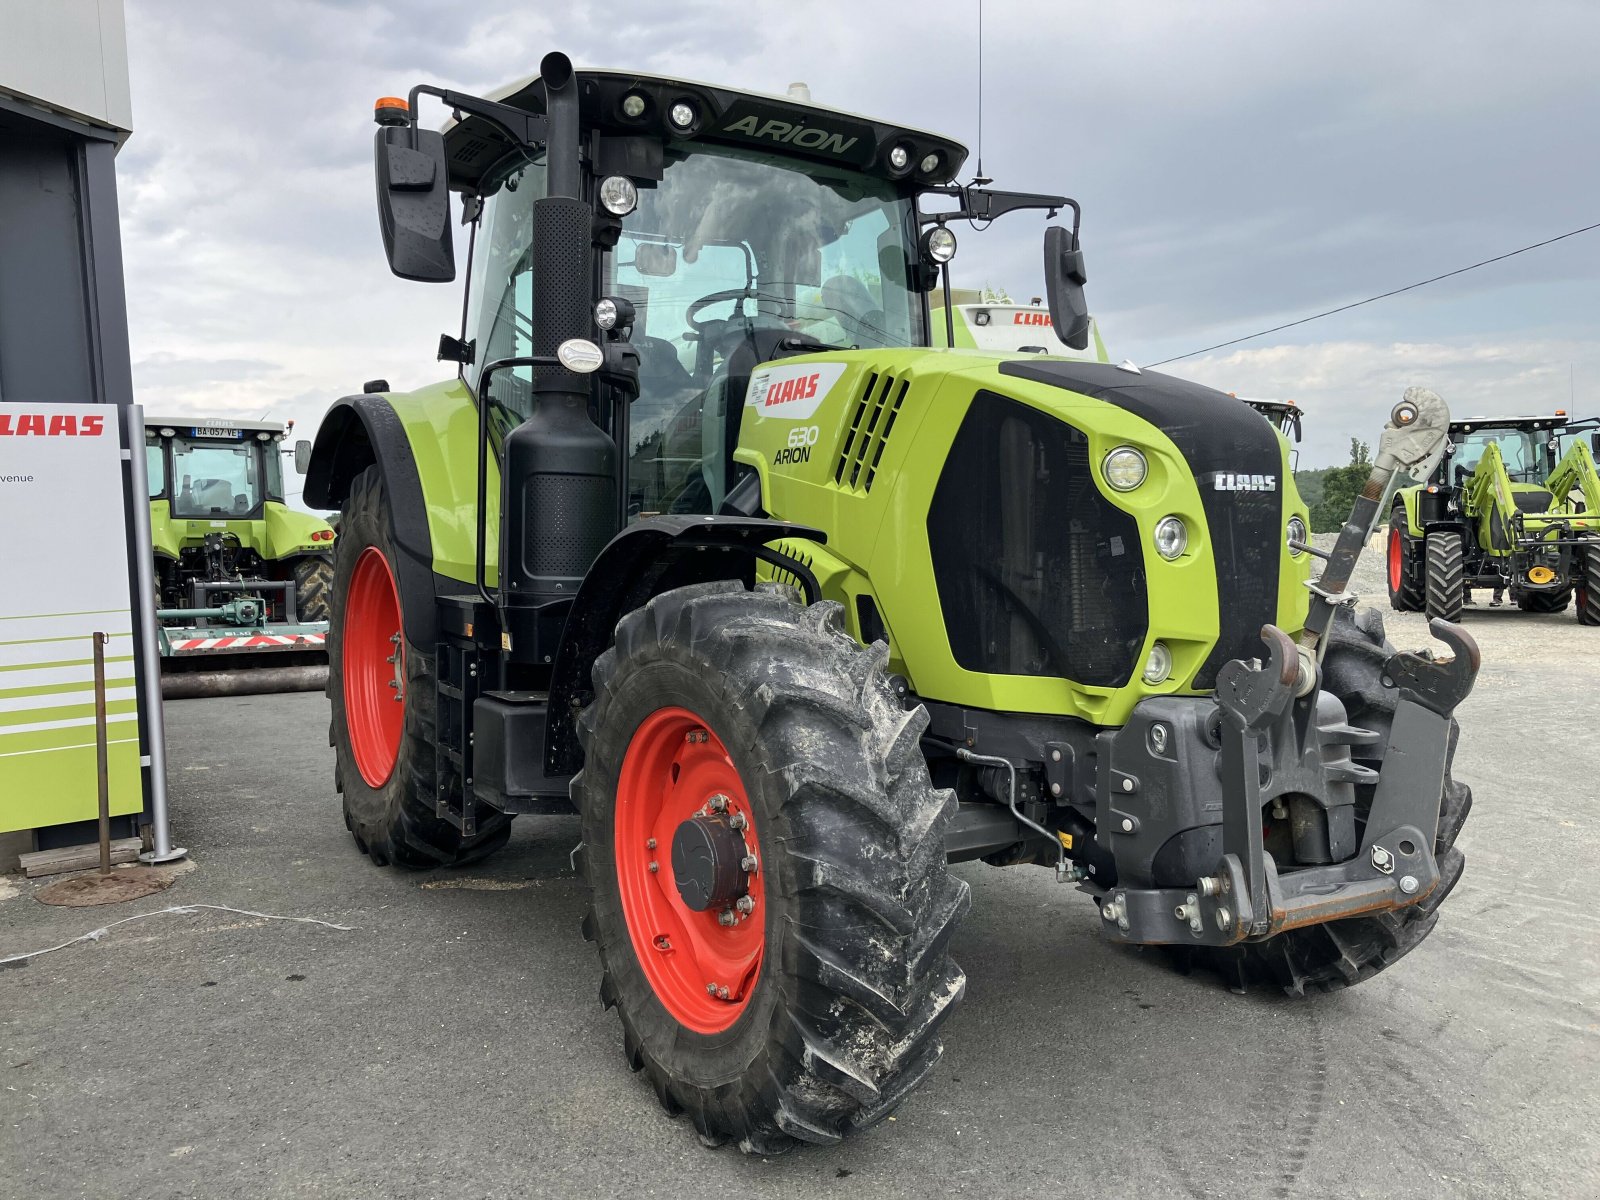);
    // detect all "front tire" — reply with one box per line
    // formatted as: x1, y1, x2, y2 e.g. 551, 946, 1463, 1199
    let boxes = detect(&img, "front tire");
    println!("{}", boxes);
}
328, 466, 510, 868
1424, 531, 1465, 622
574, 581, 968, 1153
1578, 545, 1600, 625
1175, 606, 1472, 994
1515, 587, 1571, 613
292, 556, 334, 622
